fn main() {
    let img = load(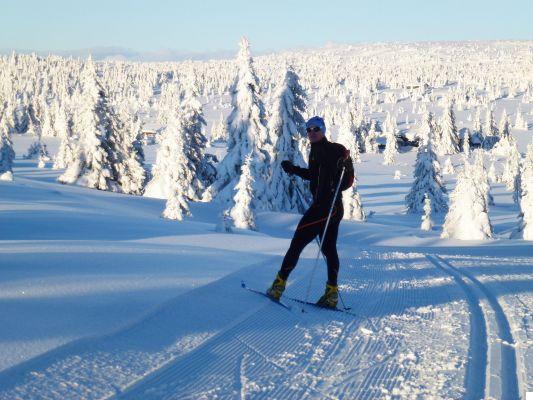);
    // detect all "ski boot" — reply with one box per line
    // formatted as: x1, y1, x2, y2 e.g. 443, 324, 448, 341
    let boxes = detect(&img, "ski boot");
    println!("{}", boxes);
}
316, 283, 338, 309
266, 273, 286, 300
